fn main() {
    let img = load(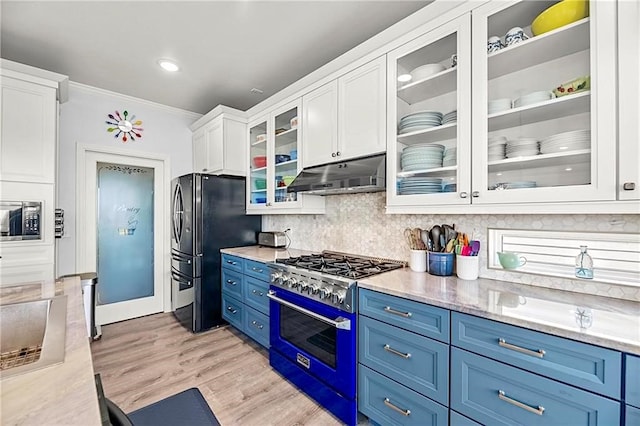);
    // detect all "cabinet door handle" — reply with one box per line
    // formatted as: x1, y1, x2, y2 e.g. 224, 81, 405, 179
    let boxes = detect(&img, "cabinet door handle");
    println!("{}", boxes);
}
226, 306, 238, 314
336, 151, 341, 156
498, 338, 545, 358
472, 191, 479, 198
498, 390, 545, 415
459, 192, 468, 198
384, 344, 411, 359
226, 280, 237, 286
252, 267, 264, 273
332, 152, 337, 157
384, 306, 412, 318
623, 182, 636, 190
251, 320, 264, 330
226, 260, 238, 265
383, 398, 411, 416
252, 289, 264, 296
